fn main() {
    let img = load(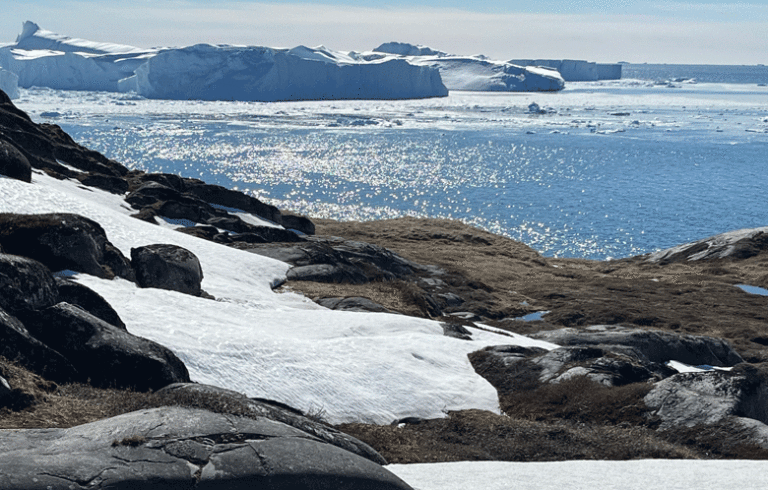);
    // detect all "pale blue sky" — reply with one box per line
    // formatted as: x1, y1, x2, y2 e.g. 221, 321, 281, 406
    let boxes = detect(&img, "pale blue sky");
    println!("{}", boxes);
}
2, 1, 766, 63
